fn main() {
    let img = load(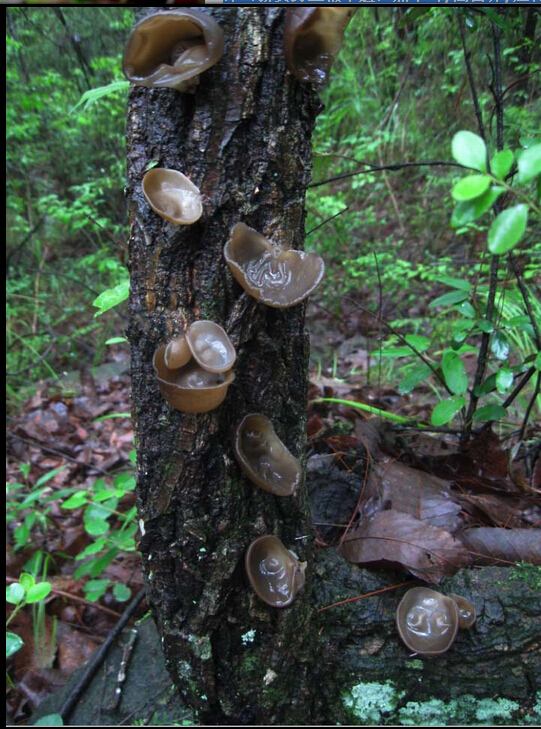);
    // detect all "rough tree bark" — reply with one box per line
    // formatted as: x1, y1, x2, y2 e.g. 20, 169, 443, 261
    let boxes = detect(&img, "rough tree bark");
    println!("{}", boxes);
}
126, 8, 540, 725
